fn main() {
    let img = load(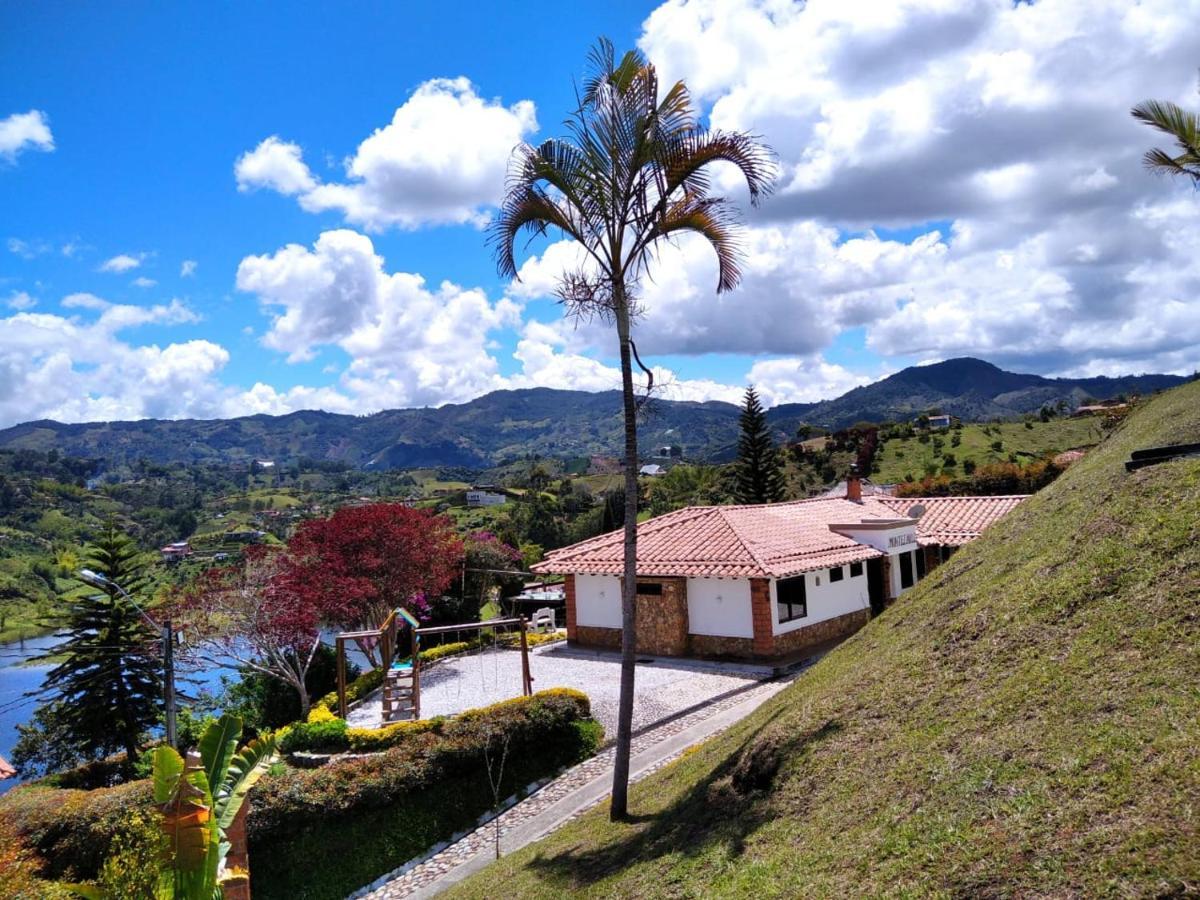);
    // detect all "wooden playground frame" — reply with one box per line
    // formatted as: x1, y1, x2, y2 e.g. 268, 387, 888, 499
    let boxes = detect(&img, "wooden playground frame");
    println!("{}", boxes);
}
335, 613, 533, 721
